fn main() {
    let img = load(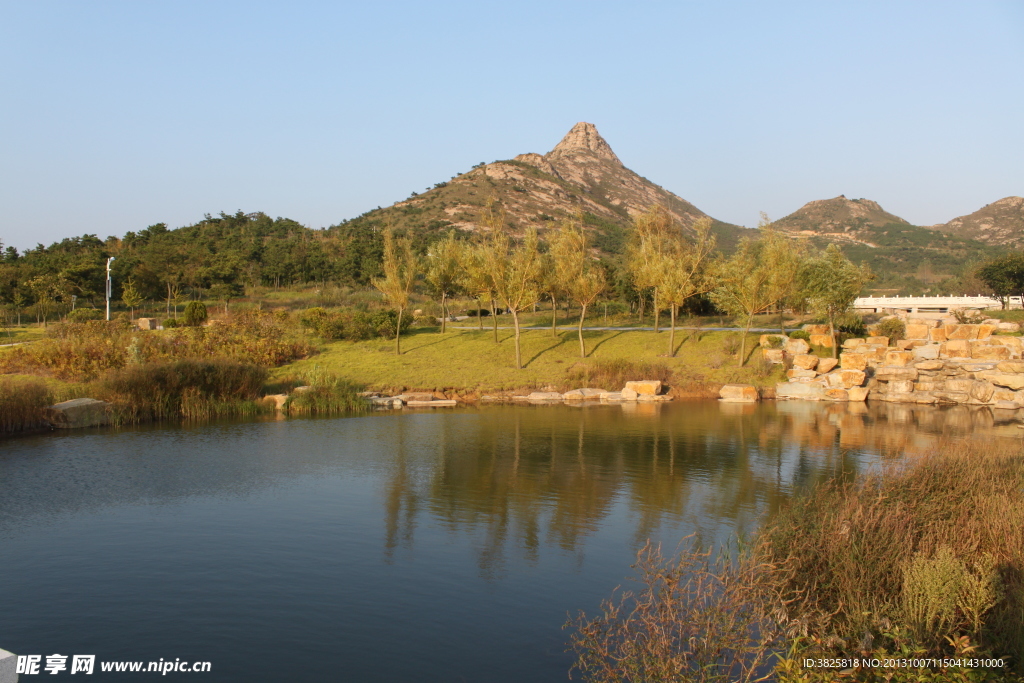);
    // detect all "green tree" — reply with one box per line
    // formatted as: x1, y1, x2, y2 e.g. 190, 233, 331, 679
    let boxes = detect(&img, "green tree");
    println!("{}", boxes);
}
372, 227, 419, 355
975, 254, 1024, 309
800, 244, 873, 357
121, 277, 144, 320
627, 206, 675, 333
659, 217, 717, 357
551, 214, 606, 358
487, 225, 542, 370
424, 231, 463, 334
183, 300, 208, 327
